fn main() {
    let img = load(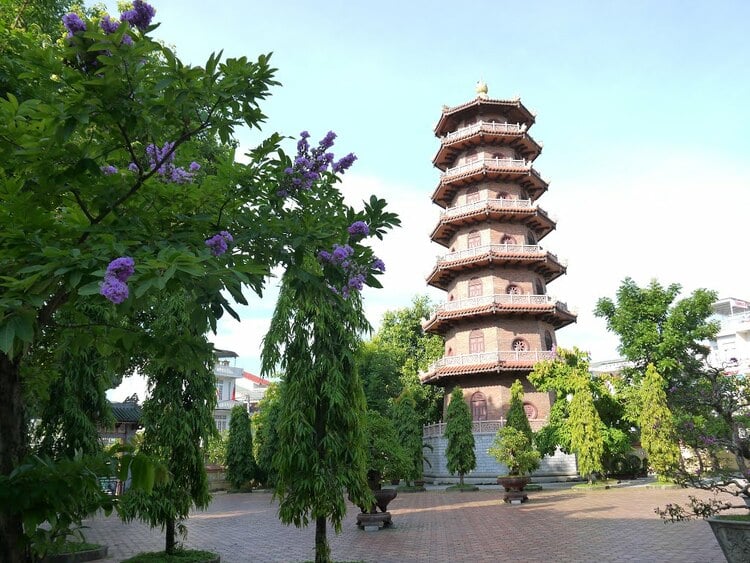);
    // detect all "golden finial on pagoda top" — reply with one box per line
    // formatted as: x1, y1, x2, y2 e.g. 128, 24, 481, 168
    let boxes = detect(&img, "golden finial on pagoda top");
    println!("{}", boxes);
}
476, 80, 489, 99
